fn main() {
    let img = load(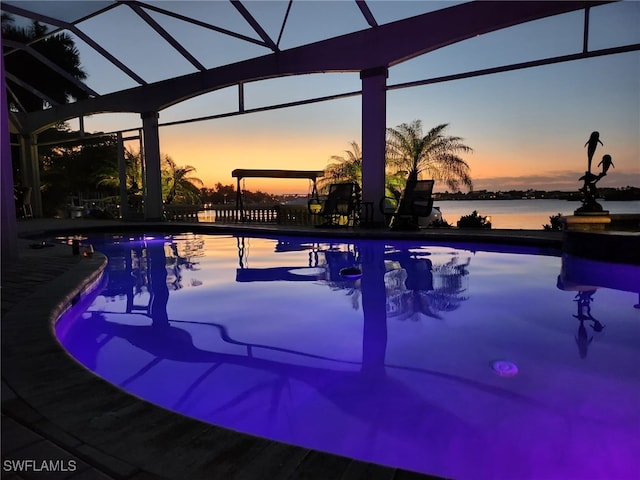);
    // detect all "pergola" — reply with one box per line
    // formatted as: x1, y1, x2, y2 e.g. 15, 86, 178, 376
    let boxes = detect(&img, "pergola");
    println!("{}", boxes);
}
2, 0, 636, 262
231, 169, 324, 217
